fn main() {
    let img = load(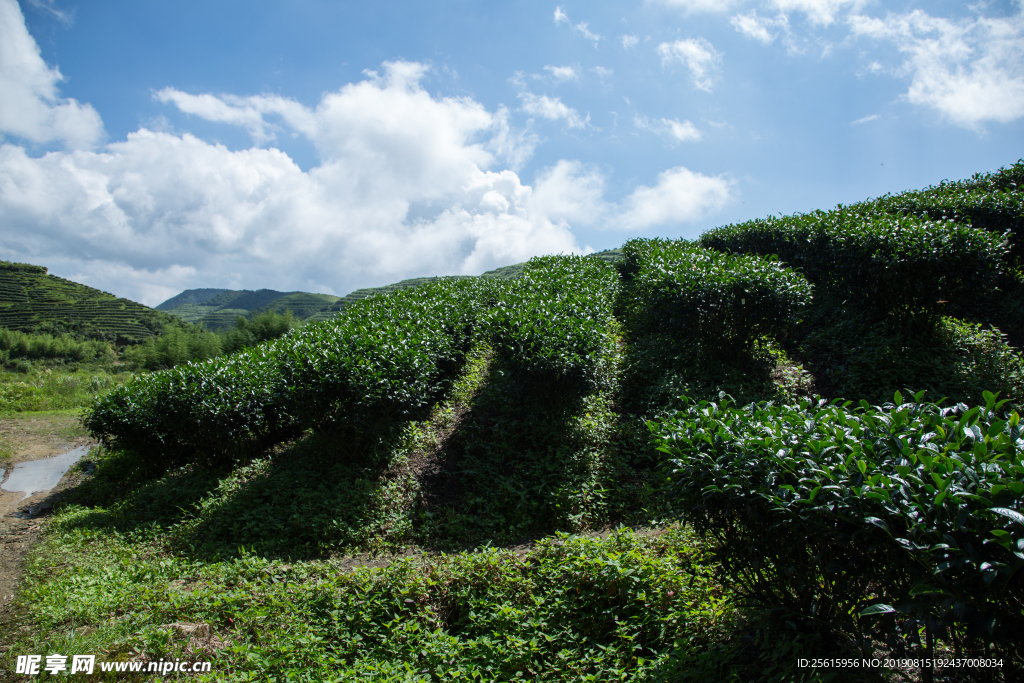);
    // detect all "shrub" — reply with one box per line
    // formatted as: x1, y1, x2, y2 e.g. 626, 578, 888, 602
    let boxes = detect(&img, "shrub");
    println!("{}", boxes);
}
865, 159, 1024, 271
0, 328, 113, 363
649, 392, 1024, 663
84, 340, 294, 470
799, 309, 1024, 407
85, 278, 486, 469
485, 255, 619, 398
121, 324, 223, 370
221, 310, 296, 354
872, 187, 1023, 270
699, 211, 1008, 322
280, 278, 483, 430
617, 239, 812, 360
